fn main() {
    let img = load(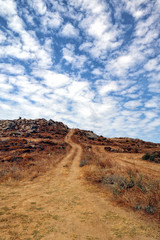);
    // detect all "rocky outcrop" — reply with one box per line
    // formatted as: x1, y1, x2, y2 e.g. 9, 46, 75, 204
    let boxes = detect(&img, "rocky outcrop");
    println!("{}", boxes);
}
0, 118, 69, 137
0, 118, 70, 182
85, 131, 99, 140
